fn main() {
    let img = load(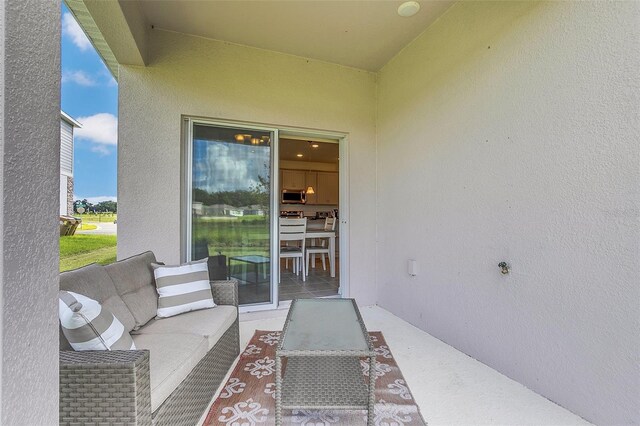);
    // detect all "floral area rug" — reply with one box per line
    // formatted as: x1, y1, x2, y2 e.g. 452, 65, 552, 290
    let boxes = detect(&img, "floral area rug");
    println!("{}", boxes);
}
204, 330, 426, 426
